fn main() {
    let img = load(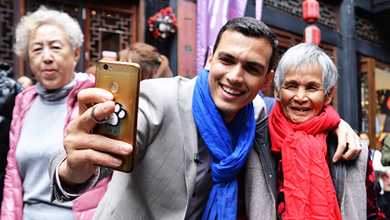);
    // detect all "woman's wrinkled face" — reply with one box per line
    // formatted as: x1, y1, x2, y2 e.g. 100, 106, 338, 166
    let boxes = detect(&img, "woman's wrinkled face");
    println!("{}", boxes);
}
275, 64, 334, 124
28, 24, 79, 90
